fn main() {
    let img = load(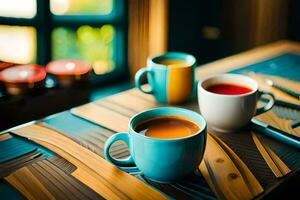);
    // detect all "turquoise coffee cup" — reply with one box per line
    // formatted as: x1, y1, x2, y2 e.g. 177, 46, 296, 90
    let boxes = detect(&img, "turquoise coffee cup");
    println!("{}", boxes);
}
135, 52, 196, 104
104, 107, 207, 183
